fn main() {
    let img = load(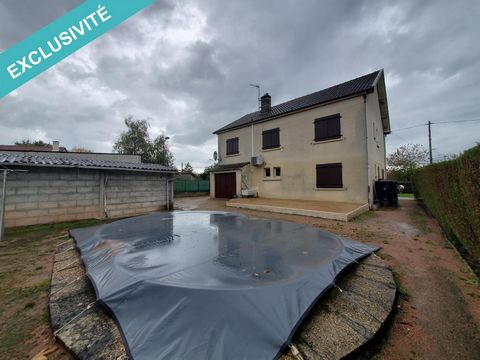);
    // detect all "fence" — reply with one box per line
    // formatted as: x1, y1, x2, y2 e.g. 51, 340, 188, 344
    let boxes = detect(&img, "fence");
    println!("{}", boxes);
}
174, 179, 210, 193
